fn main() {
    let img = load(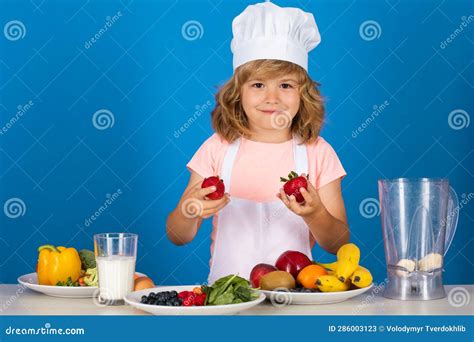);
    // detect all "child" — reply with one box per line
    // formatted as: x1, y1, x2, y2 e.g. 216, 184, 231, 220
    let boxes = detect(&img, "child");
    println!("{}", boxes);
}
167, 2, 349, 284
